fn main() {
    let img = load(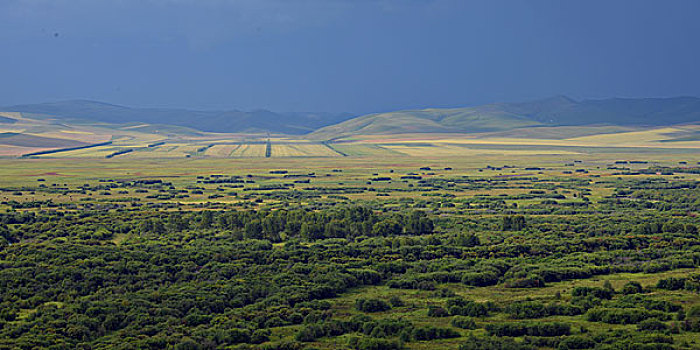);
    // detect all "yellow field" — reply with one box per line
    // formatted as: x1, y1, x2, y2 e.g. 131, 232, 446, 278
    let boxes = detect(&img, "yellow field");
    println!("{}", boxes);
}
230, 144, 266, 157
0, 126, 27, 133
569, 126, 700, 147
35, 131, 112, 144
34, 145, 119, 158
0, 145, 43, 157
3, 119, 699, 159
118, 144, 198, 158
383, 144, 582, 156
0, 112, 22, 118
205, 144, 240, 157
272, 143, 339, 157
344, 126, 700, 150
165, 144, 204, 155
330, 144, 399, 156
